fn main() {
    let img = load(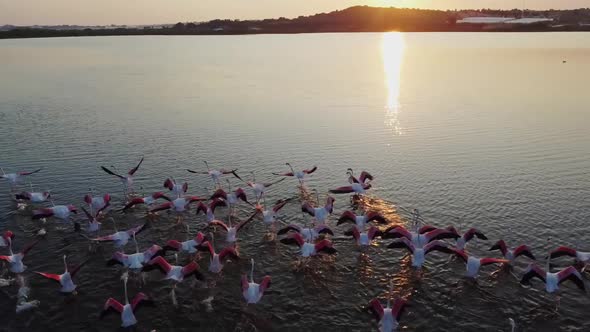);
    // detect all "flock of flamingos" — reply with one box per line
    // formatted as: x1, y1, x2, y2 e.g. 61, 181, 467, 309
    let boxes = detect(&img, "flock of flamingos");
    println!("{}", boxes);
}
1, 158, 588, 331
